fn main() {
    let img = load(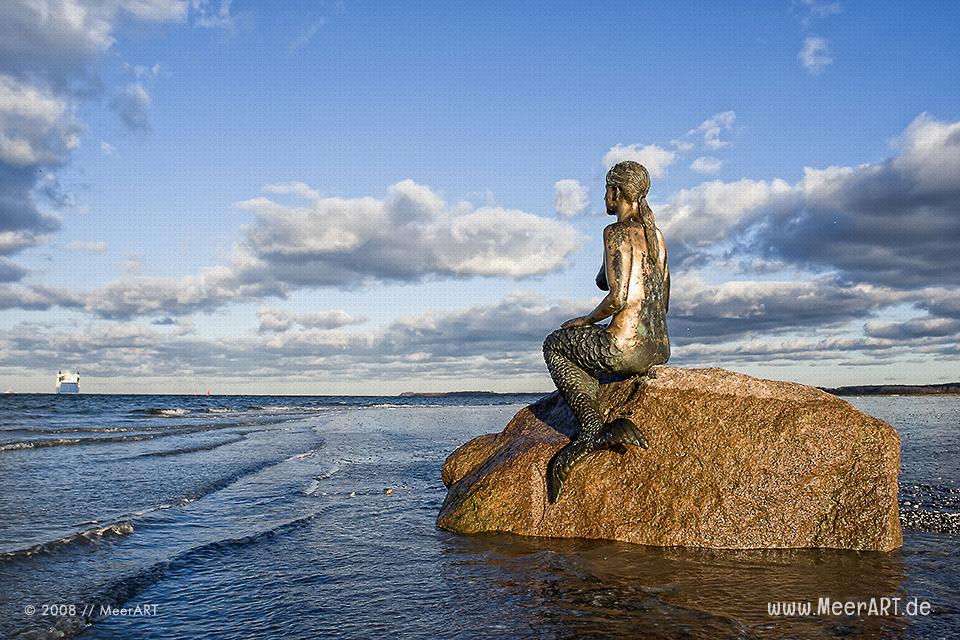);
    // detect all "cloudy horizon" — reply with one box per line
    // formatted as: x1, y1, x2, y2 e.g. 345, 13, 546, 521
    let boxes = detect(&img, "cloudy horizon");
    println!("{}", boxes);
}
1, 1, 958, 394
